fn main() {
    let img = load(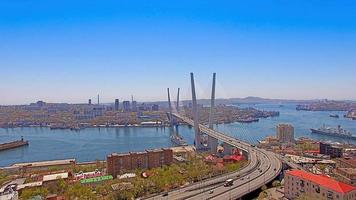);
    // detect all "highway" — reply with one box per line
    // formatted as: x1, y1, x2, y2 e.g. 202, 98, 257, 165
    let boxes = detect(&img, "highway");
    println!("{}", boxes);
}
144, 113, 282, 200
